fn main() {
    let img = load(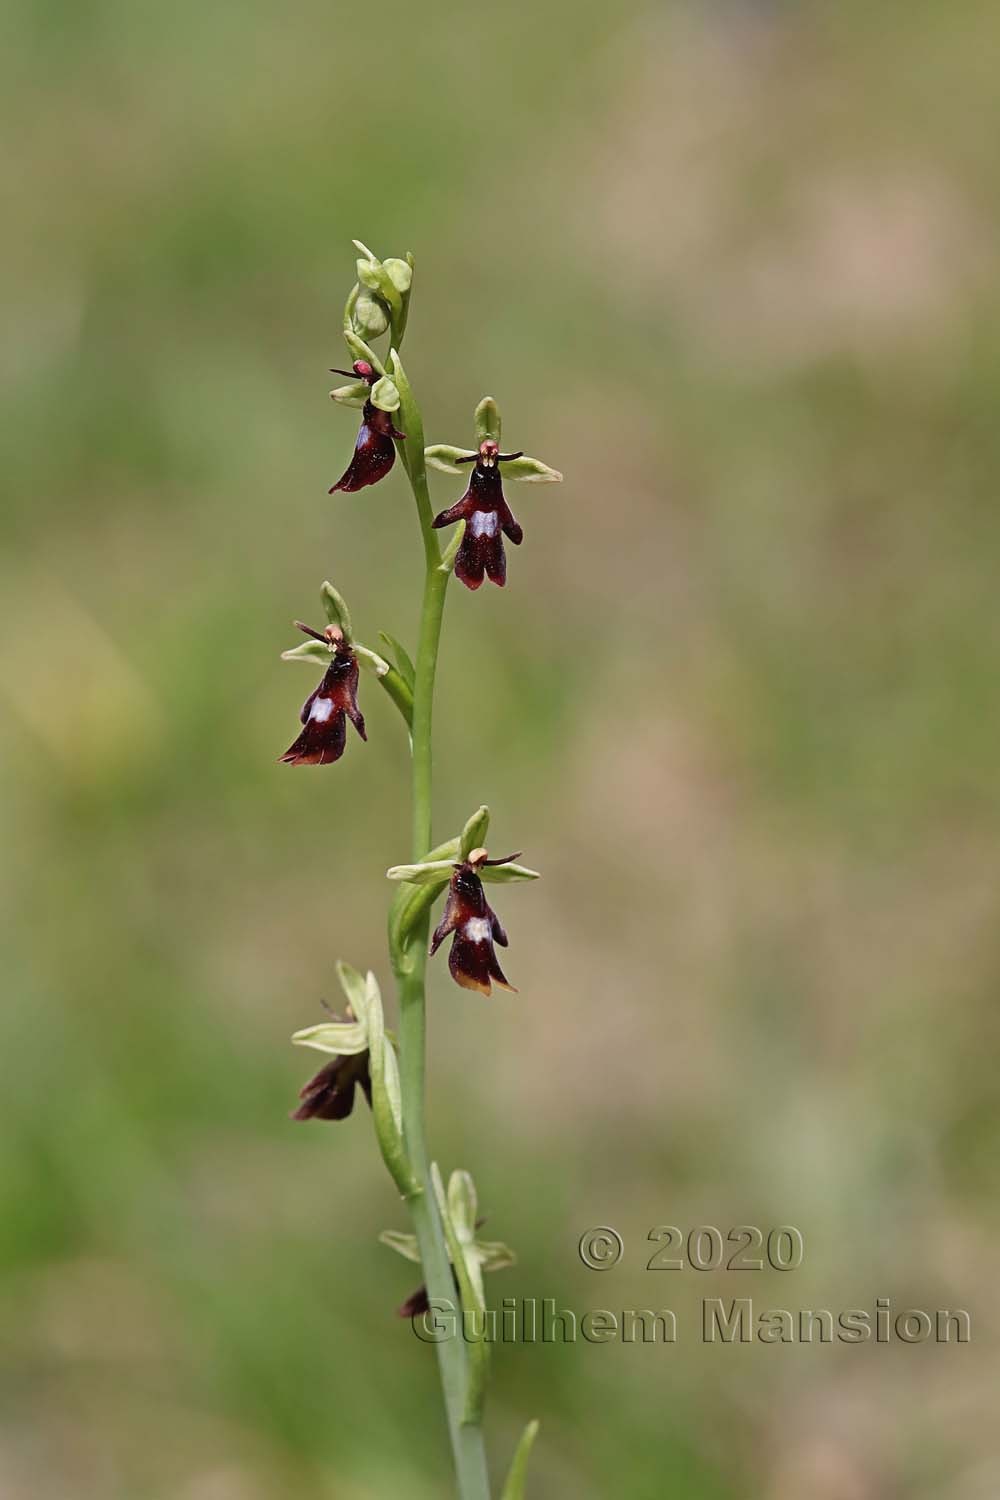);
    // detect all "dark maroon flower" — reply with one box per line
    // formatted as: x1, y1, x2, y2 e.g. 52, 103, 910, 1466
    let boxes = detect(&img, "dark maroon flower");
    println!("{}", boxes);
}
280, 624, 366, 766
432, 439, 525, 590
429, 848, 518, 995
291, 1048, 372, 1122
329, 360, 405, 493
